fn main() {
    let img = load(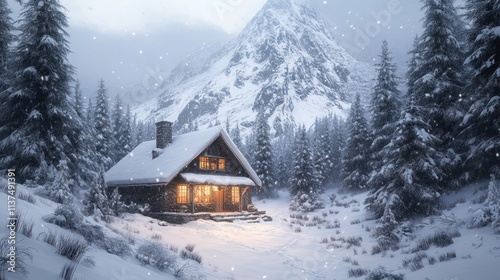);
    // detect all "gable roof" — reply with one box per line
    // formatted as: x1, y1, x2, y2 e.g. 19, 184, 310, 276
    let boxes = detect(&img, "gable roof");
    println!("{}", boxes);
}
105, 126, 261, 187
